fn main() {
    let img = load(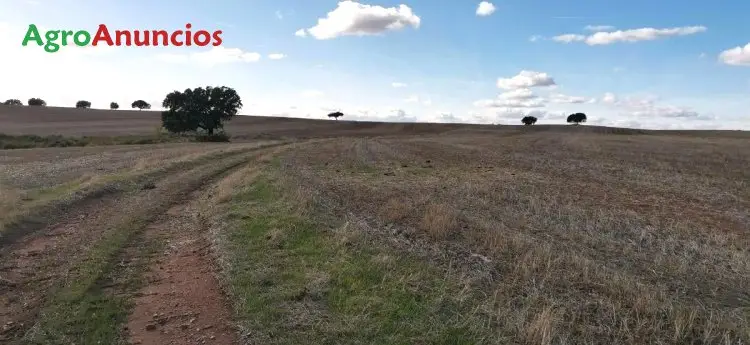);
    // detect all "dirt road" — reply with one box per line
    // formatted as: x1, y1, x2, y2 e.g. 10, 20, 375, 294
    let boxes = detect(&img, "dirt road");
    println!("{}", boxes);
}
0, 142, 288, 344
